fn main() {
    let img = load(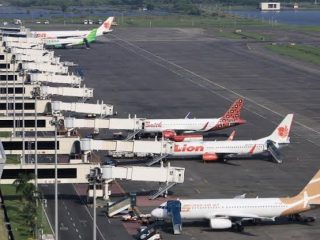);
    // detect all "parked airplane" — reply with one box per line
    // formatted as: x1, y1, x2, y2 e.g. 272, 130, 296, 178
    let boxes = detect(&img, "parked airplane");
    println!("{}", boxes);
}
32, 17, 114, 39
151, 168, 319, 234
147, 114, 293, 165
141, 98, 245, 141
44, 28, 97, 49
